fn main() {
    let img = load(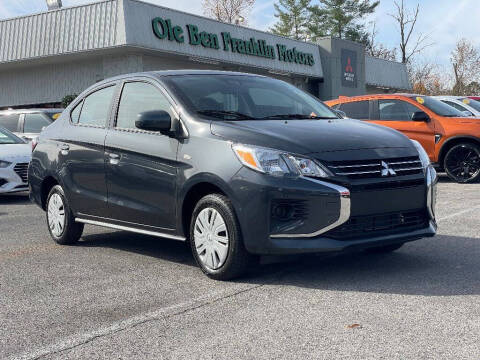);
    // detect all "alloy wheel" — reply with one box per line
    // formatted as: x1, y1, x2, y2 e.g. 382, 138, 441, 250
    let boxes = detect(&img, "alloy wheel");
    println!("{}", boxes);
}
47, 193, 66, 237
193, 207, 229, 270
445, 144, 480, 183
